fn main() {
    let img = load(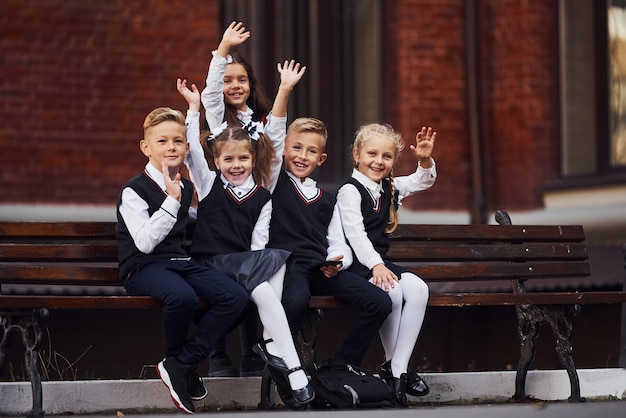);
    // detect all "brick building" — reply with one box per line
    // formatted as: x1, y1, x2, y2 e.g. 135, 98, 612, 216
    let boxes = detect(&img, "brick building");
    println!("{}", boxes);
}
1, 0, 625, 378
